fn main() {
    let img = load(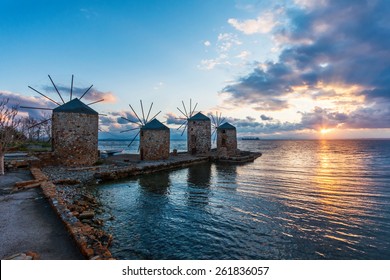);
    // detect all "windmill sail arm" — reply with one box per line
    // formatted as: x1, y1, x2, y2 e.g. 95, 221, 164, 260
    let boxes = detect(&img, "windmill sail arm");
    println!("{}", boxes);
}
129, 104, 144, 125
177, 121, 187, 130
28, 86, 61, 106
149, 111, 161, 122
20, 106, 53, 110
48, 74, 65, 104
177, 107, 187, 118
128, 130, 140, 147
79, 85, 93, 100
